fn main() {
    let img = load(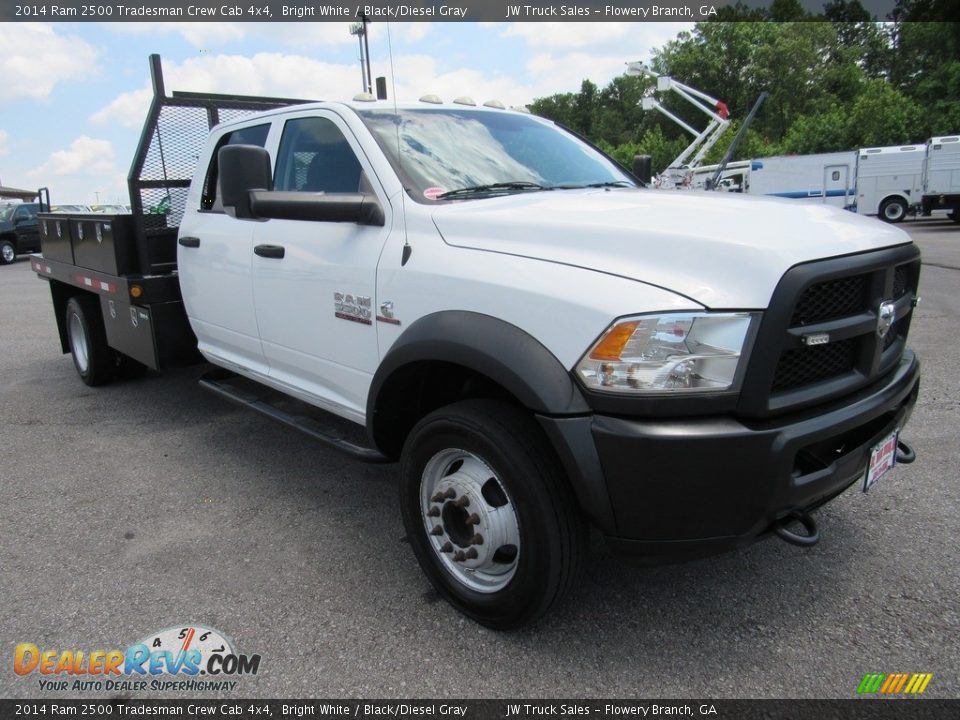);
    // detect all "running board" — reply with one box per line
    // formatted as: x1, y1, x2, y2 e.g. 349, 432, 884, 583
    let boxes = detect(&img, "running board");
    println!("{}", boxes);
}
199, 370, 391, 464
